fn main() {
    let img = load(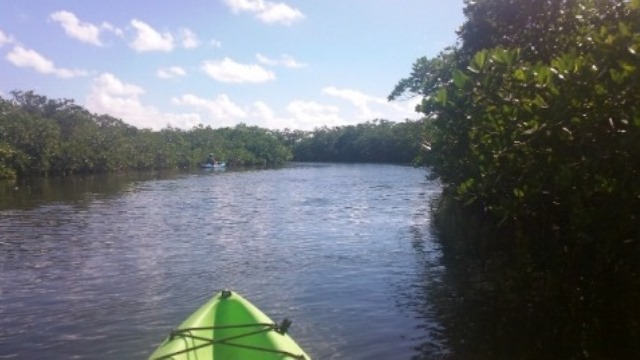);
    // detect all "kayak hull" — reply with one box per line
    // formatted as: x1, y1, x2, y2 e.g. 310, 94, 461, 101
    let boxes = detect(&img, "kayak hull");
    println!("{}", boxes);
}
200, 162, 226, 169
149, 290, 310, 360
